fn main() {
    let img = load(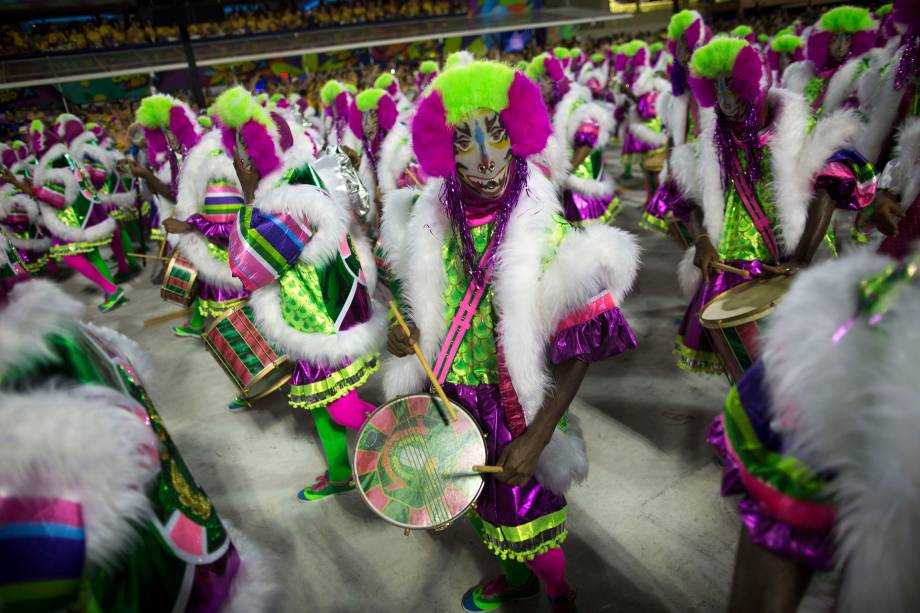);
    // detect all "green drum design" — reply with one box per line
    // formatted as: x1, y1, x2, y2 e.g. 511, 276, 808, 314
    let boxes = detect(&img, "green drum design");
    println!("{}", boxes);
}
160, 253, 199, 307
355, 394, 487, 529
